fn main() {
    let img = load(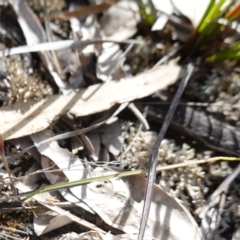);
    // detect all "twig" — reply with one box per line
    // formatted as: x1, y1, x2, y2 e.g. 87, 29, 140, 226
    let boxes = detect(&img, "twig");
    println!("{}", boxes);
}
137, 63, 194, 240
201, 163, 240, 239
120, 106, 149, 161
0, 134, 16, 194
0, 38, 145, 57
128, 103, 149, 130
43, 0, 62, 74
4, 103, 128, 165
153, 45, 182, 68
0, 226, 28, 235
